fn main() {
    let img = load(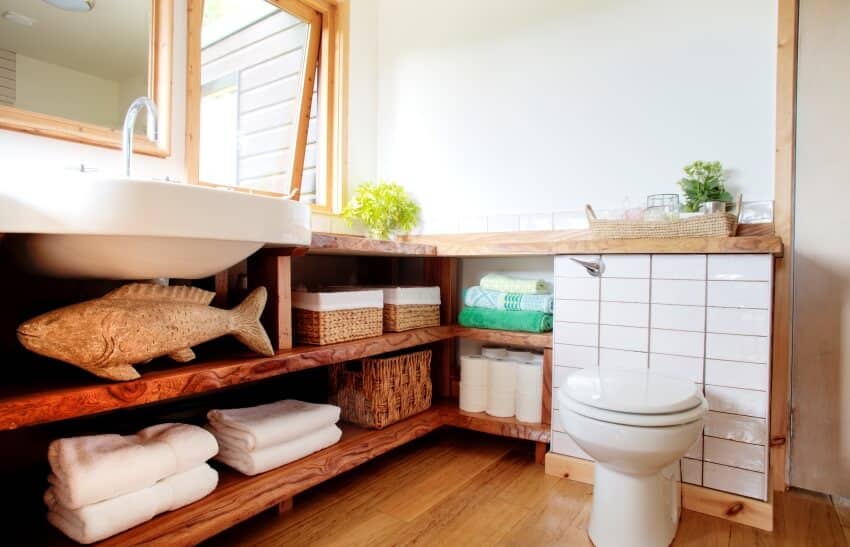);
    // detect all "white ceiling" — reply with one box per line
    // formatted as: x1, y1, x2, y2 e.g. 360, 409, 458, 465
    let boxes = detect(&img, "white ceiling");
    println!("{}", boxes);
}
0, 0, 150, 82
